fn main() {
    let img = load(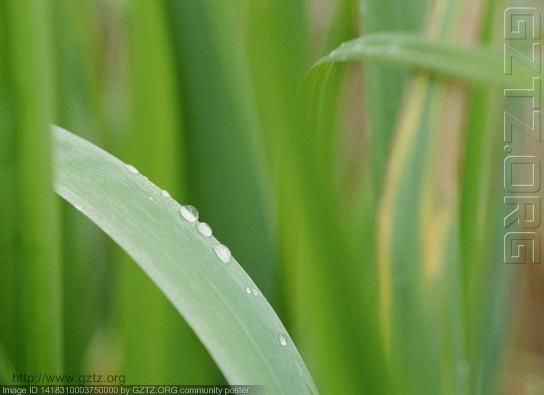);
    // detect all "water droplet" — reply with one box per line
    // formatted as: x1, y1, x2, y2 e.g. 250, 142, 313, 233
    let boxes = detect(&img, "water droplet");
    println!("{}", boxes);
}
279, 334, 288, 347
161, 190, 170, 198
251, 288, 259, 296
197, 222, 212, 237
179, 205, 198, 223
245, 287, 252, 294
213, 244, 231, 263
148, 197, 154, 201
125, 164, 139, 174
75, 204, 82, 211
